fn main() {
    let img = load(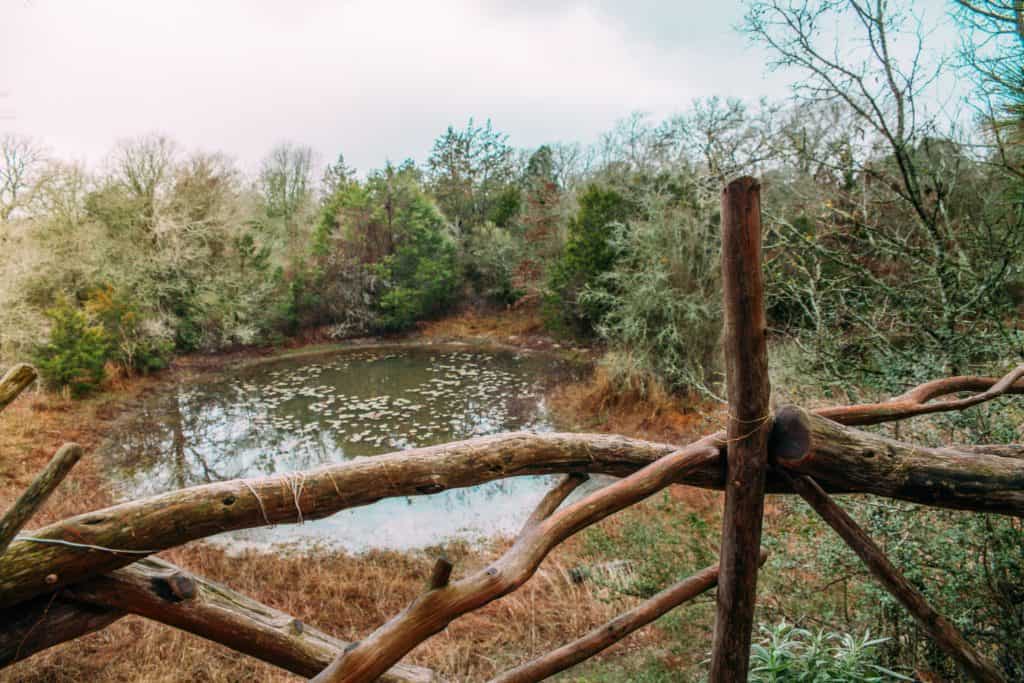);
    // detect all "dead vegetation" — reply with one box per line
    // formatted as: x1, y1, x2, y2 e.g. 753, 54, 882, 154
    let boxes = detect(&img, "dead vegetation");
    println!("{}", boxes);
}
0, 337, 717, 683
